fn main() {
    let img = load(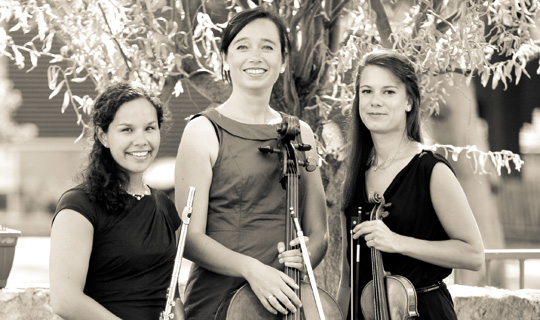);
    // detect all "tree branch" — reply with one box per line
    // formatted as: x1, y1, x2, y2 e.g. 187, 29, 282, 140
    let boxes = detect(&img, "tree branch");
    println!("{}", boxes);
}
412, 0, 448, 39
369, 0, 393, 48
97, 3, 132, 76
